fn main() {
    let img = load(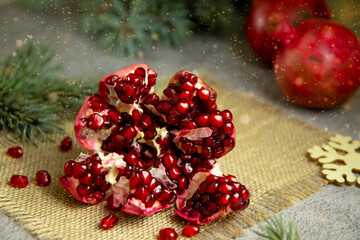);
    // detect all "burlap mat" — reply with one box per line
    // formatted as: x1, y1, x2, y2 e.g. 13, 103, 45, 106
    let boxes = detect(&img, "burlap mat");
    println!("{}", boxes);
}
0, 73, 331, 239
